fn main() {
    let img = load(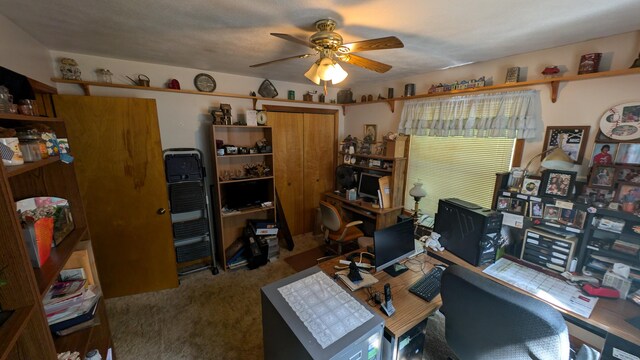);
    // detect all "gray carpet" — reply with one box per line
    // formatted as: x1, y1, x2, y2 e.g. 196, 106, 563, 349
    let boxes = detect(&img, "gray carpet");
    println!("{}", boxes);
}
105, 233, 456, 359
